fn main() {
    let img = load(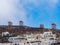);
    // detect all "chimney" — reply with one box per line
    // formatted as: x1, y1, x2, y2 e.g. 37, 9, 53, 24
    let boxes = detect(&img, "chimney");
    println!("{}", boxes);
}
40, 24, 44, 29
8, 21, 13, 26
52, 23, 56, 29
19, 21, 23, 26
